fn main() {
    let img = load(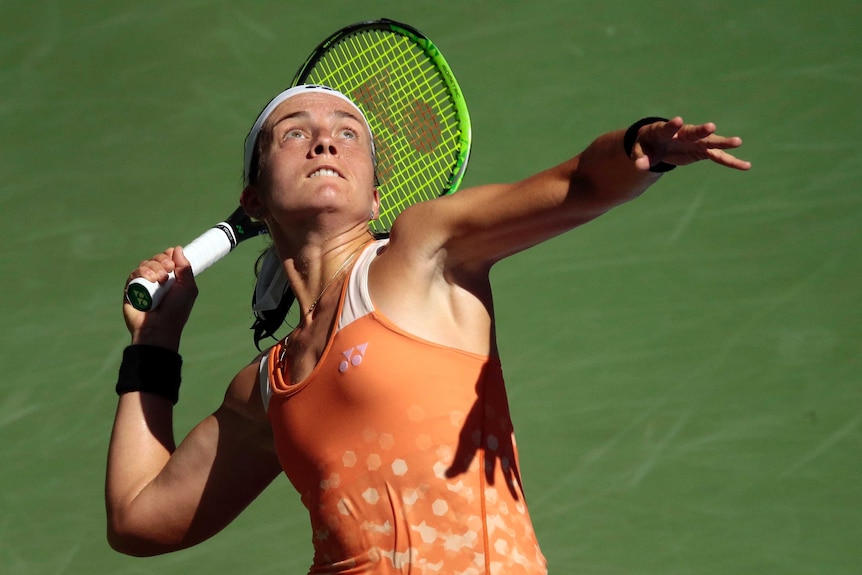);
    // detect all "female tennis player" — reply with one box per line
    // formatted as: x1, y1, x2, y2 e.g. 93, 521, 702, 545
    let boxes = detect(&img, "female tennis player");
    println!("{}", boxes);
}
106, 86, 749, 573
